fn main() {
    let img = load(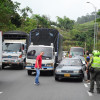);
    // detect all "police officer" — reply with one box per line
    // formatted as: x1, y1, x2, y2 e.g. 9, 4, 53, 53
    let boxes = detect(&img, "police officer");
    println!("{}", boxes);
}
89, 51, 100, 93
